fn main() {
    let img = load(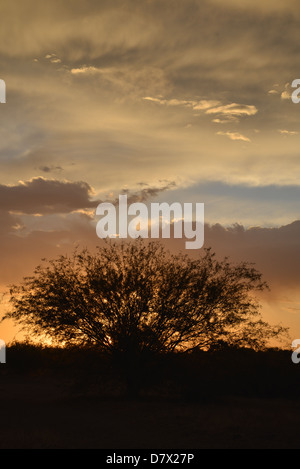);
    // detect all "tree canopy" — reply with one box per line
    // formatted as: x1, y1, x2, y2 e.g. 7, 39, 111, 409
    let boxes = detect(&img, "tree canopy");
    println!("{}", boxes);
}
3, 240, 288, 354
